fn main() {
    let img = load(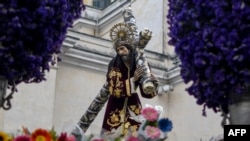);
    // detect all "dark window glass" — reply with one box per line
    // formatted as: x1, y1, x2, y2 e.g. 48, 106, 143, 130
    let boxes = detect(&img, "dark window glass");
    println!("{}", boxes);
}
93, 0, 111, 9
